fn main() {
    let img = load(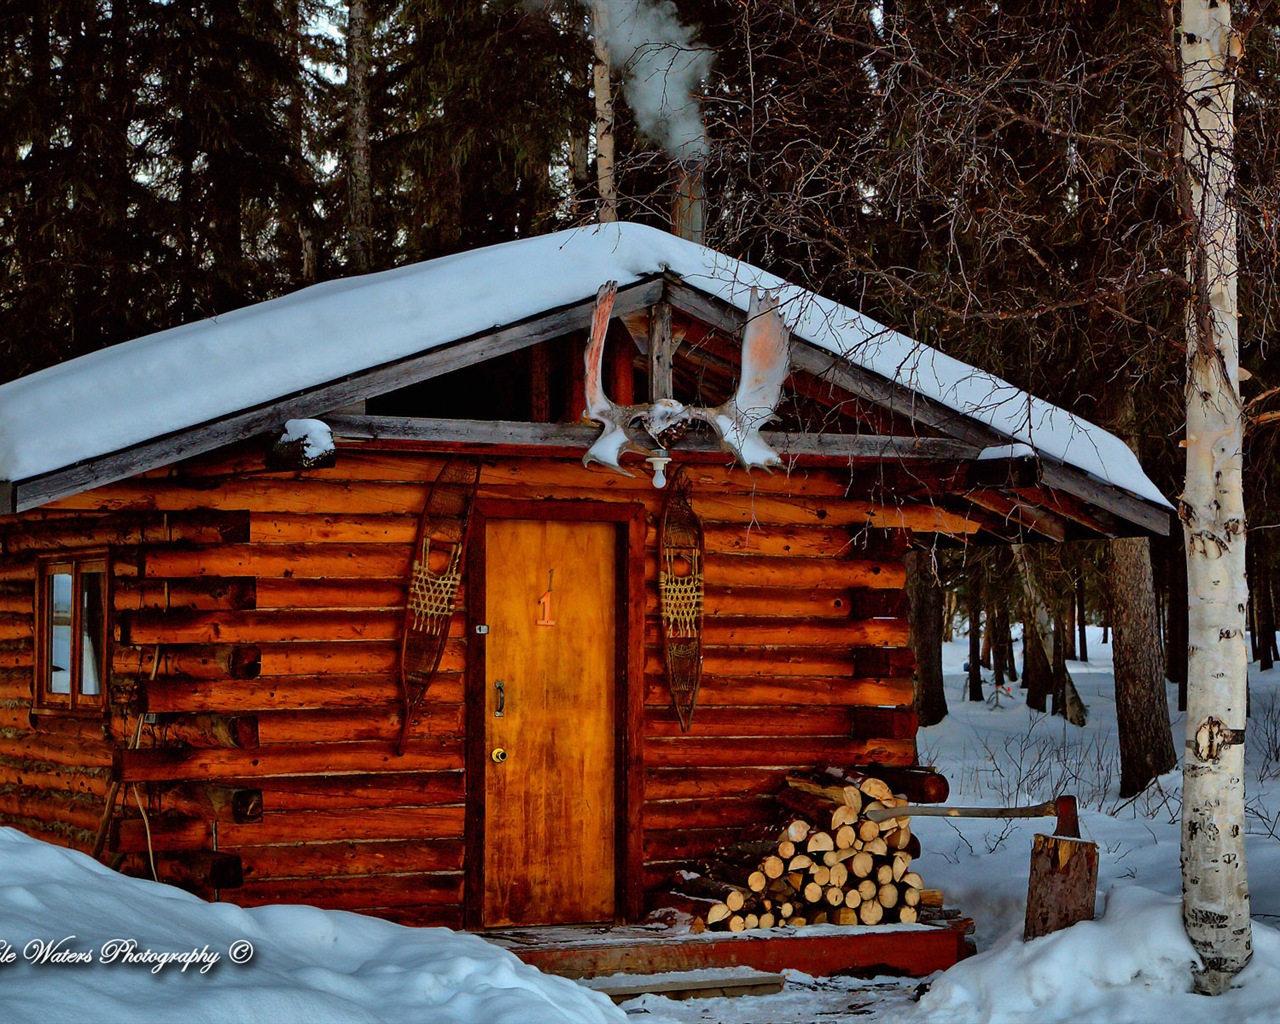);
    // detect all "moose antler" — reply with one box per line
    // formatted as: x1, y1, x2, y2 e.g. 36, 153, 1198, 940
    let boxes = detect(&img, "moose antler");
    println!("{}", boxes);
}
582, 282, 791, 480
